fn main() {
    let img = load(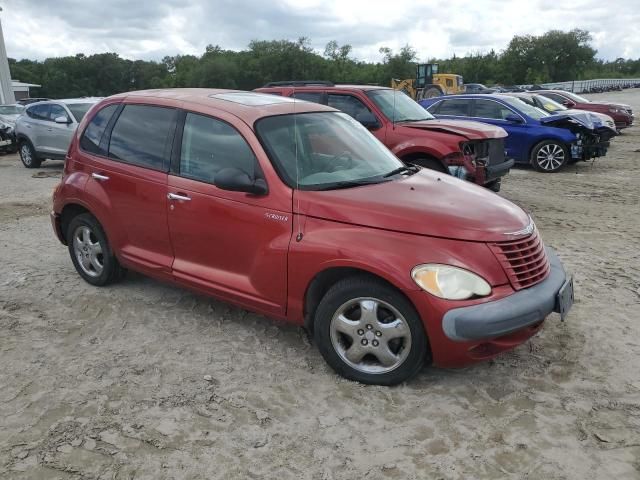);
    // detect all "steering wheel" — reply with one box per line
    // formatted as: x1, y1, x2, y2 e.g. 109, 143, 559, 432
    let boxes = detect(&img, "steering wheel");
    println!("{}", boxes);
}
326, 151, 354, 172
